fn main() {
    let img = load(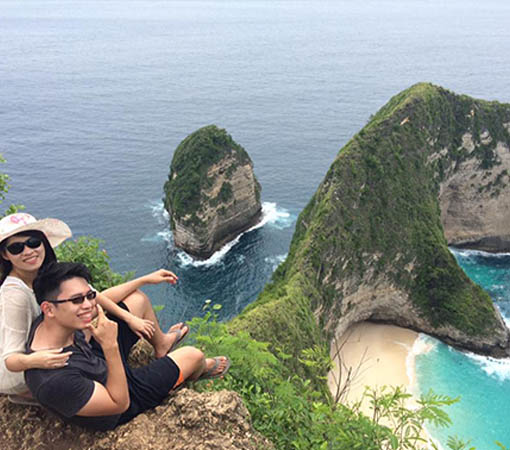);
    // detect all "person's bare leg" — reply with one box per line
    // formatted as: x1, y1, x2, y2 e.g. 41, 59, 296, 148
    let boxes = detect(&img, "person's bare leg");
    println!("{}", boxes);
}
122, 290, 186, 358
169, 347, 229, 382
168, 347, 205, 382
